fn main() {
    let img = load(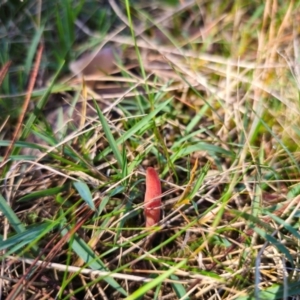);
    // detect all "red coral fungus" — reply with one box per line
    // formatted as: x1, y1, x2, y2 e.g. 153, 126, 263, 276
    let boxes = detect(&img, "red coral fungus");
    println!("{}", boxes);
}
144, 167, 162, 227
